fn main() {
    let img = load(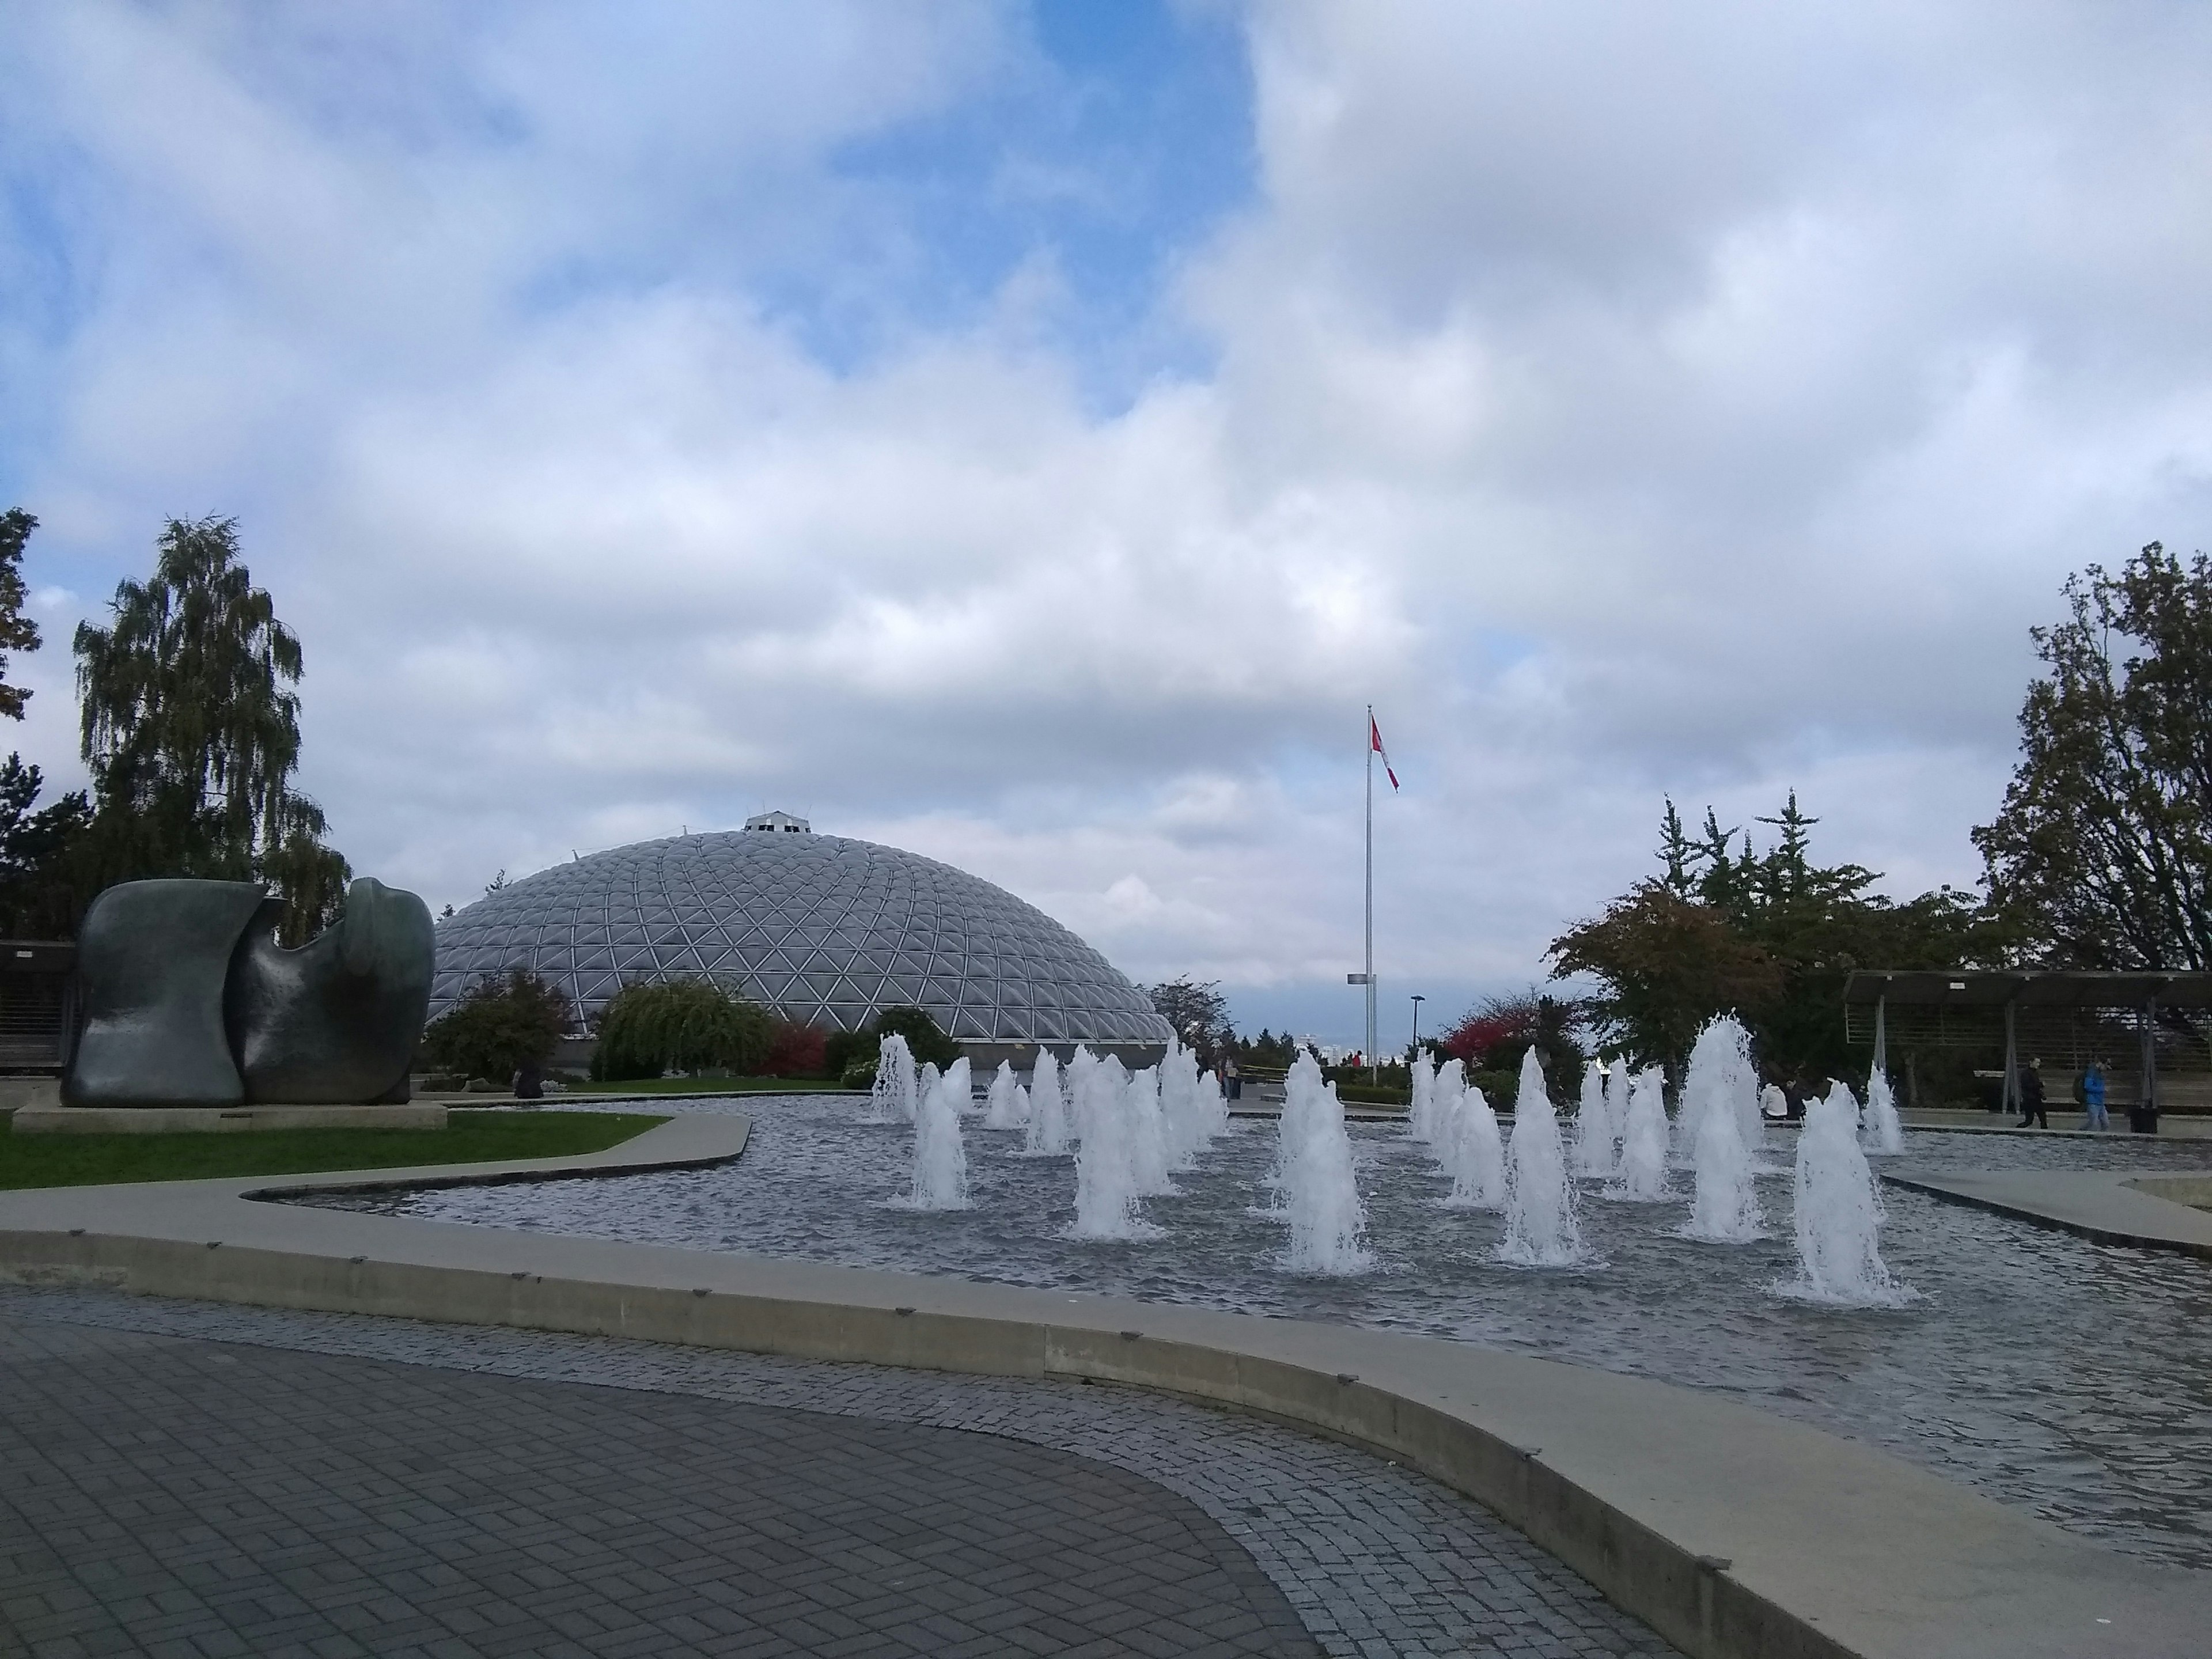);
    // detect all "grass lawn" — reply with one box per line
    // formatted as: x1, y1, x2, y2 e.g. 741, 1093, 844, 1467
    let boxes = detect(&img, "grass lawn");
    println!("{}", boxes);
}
0, 1111, 669, 1190
558, 1077, 858, 1096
